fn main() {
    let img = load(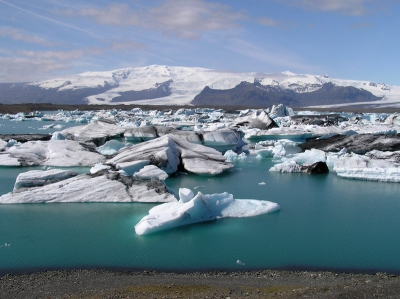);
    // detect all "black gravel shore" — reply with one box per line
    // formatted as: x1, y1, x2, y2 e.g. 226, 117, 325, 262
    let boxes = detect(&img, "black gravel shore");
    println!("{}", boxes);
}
1, 269, 400, 298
